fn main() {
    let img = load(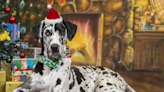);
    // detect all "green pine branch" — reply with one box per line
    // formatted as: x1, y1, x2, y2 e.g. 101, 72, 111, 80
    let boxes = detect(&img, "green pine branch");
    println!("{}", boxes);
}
0, 0, 25, 59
